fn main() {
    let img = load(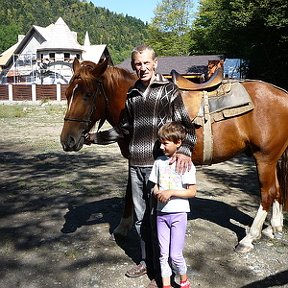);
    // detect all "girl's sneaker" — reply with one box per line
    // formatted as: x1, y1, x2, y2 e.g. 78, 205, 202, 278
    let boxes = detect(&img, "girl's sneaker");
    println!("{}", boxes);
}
180, 279, 191, 288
